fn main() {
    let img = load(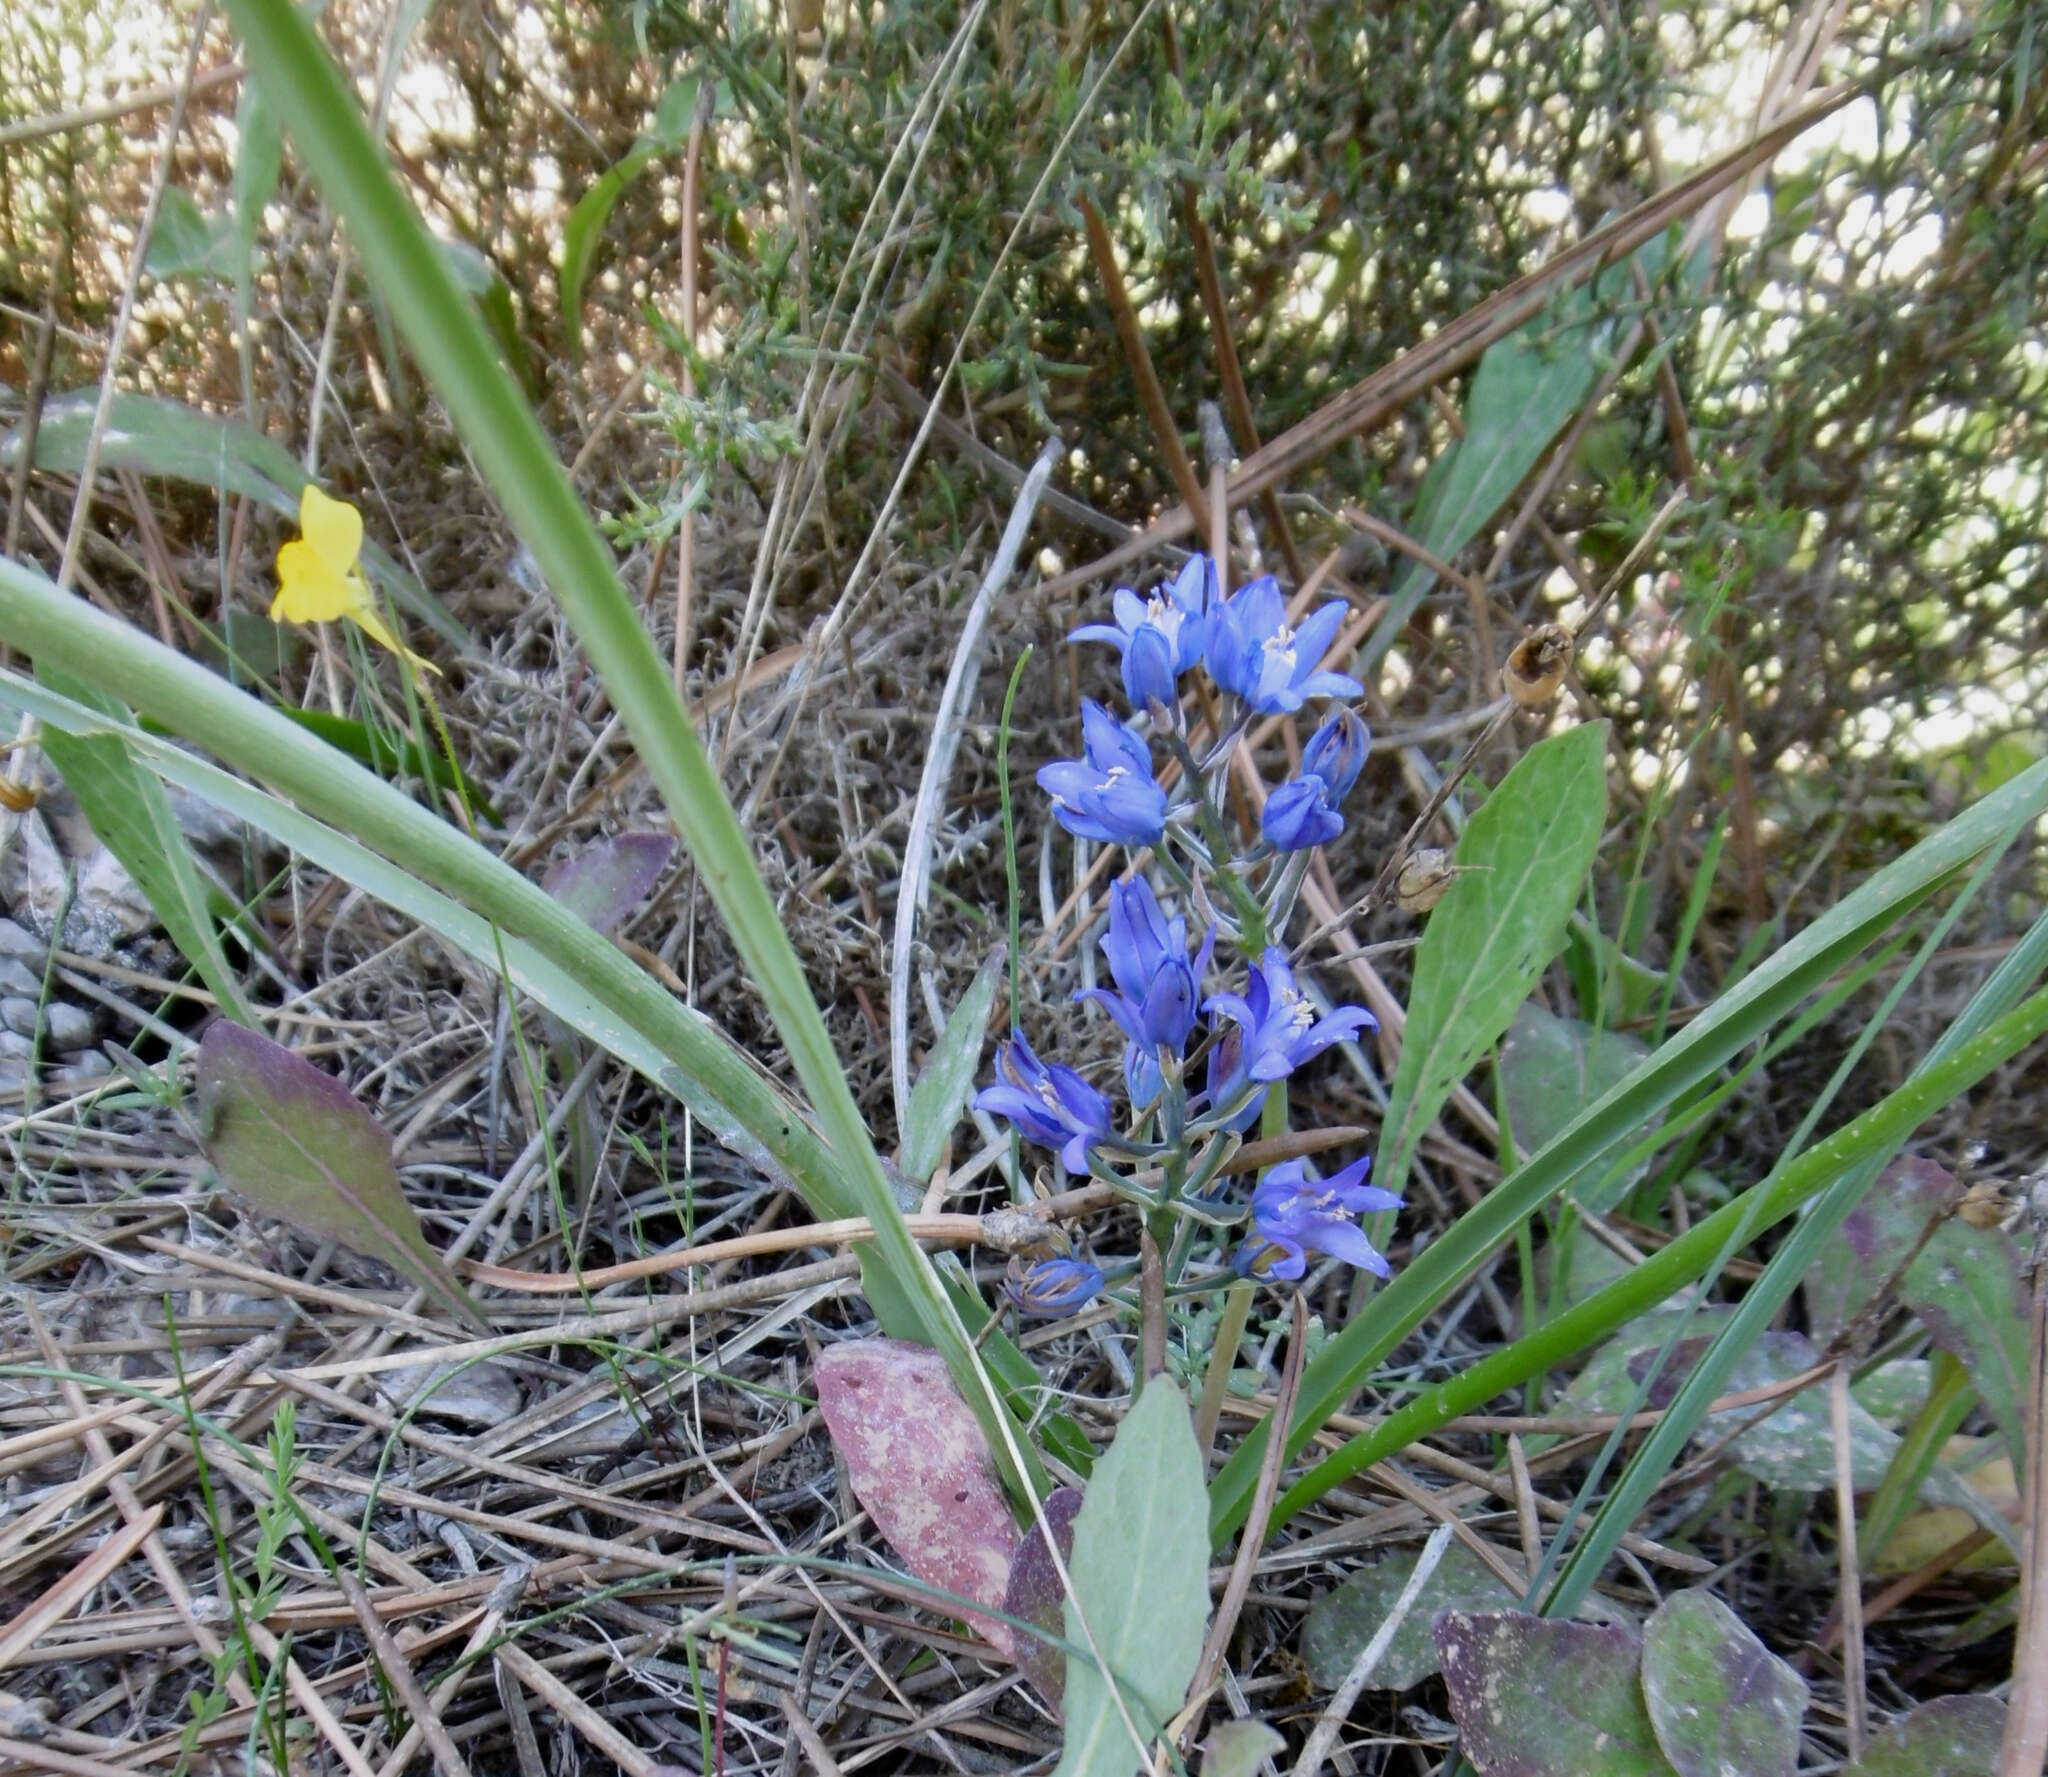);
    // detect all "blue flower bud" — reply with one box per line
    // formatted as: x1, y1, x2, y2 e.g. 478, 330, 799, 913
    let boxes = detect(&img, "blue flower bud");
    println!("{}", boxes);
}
1005, 1257, 1107, 1317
